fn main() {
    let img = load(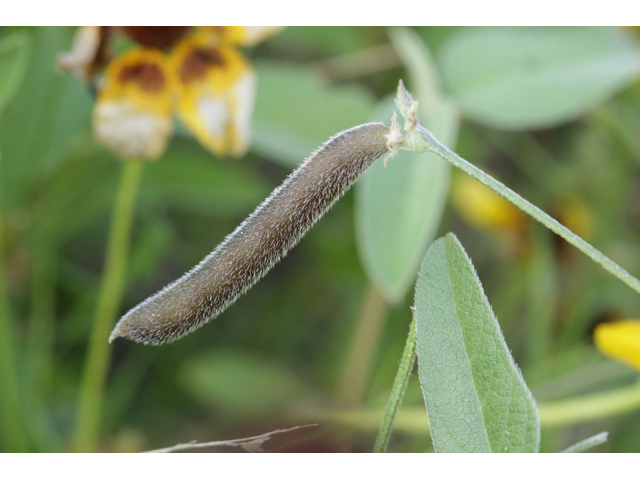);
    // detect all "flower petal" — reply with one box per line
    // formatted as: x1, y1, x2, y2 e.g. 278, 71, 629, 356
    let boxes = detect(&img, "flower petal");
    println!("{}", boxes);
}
451, 171, 524, 232
594, 320, 640, 372
93, 49, 174, 160
57, 26, 112, 82
171, 34, 256, 157
210, 26, 284, 47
